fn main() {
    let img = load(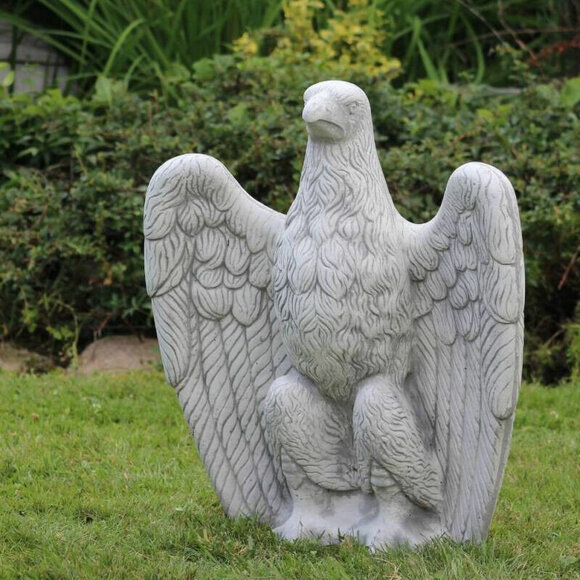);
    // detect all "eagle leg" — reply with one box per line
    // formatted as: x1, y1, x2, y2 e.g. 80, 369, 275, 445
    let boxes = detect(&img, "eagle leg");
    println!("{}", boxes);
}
353, 374, 445, 547
263, 369, 374, 542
